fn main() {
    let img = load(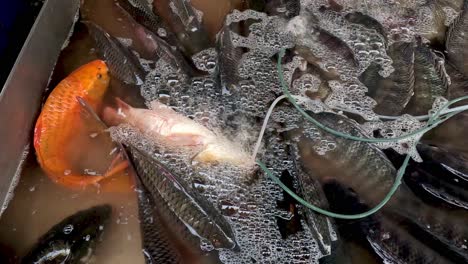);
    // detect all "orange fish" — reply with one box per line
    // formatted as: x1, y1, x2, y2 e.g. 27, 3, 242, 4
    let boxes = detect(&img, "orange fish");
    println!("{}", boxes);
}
34, 60, 129, 189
